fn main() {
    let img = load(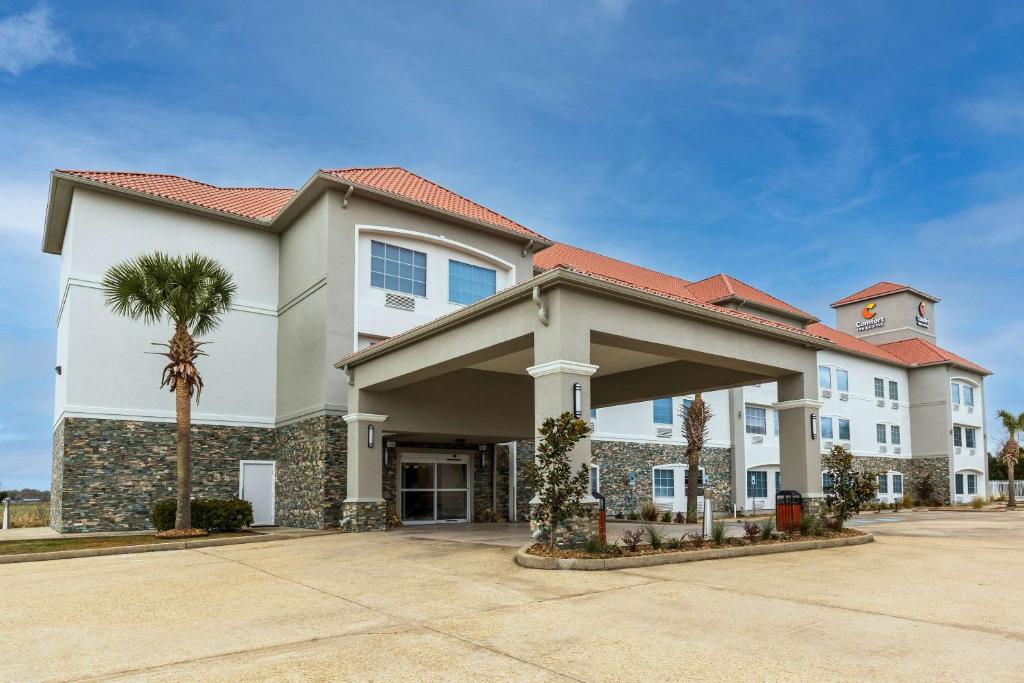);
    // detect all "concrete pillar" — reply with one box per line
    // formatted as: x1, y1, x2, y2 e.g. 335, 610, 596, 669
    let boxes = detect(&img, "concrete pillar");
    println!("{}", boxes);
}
526, 360, 599, 479
341, 412, 388, 531
728, 387, 748, 514
774, 372, 824, 502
